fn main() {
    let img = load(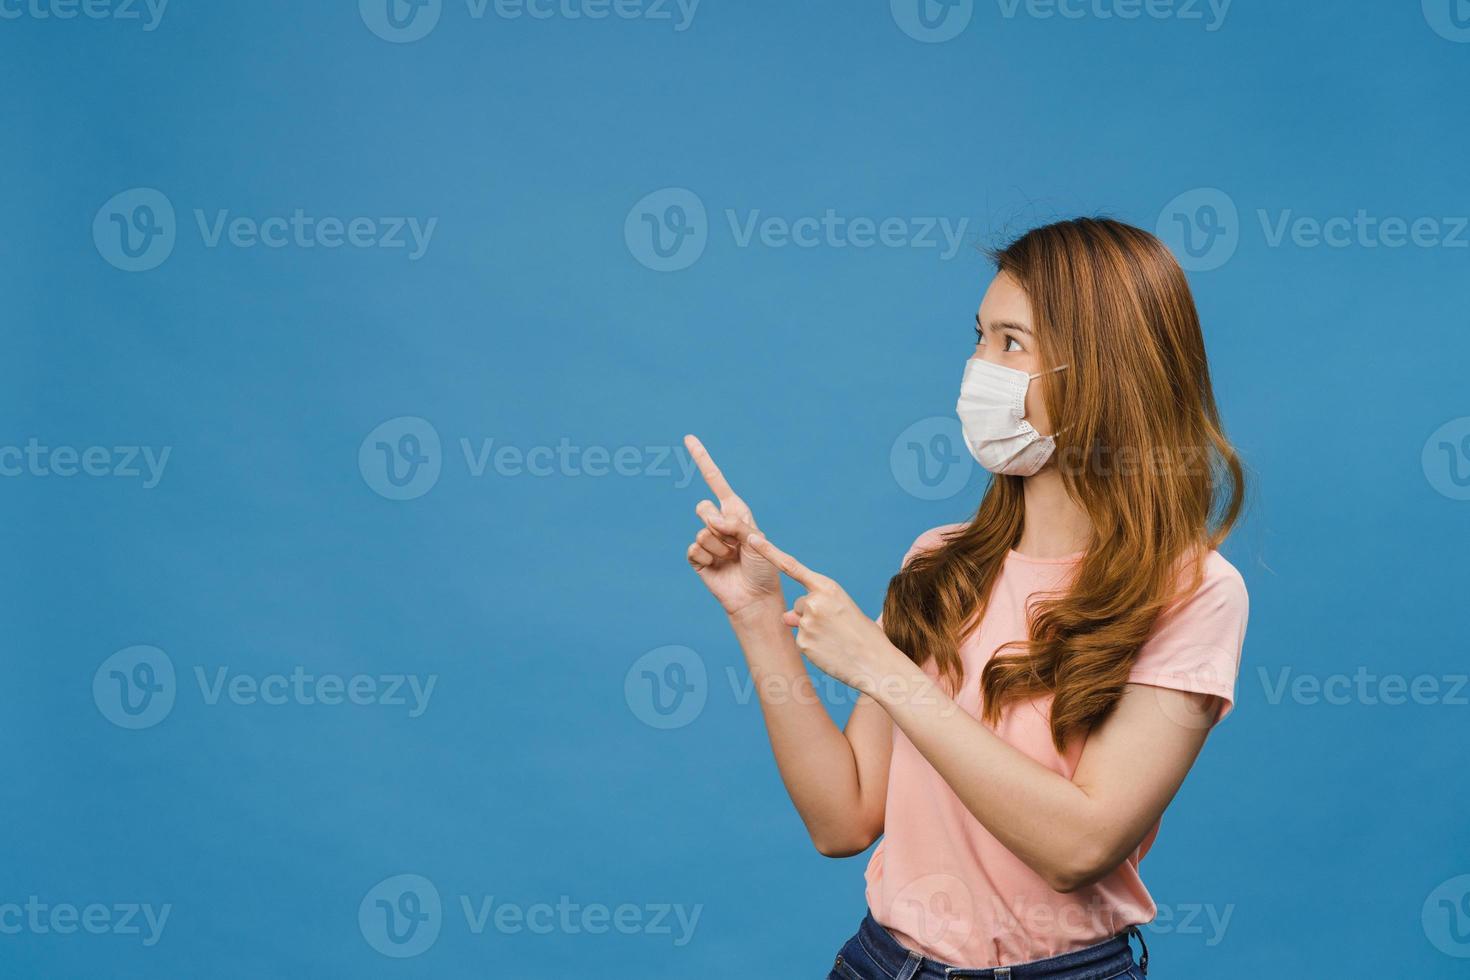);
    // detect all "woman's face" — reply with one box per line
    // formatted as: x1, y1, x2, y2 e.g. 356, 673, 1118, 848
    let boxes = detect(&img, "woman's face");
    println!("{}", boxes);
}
973, 271, 1055, 437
